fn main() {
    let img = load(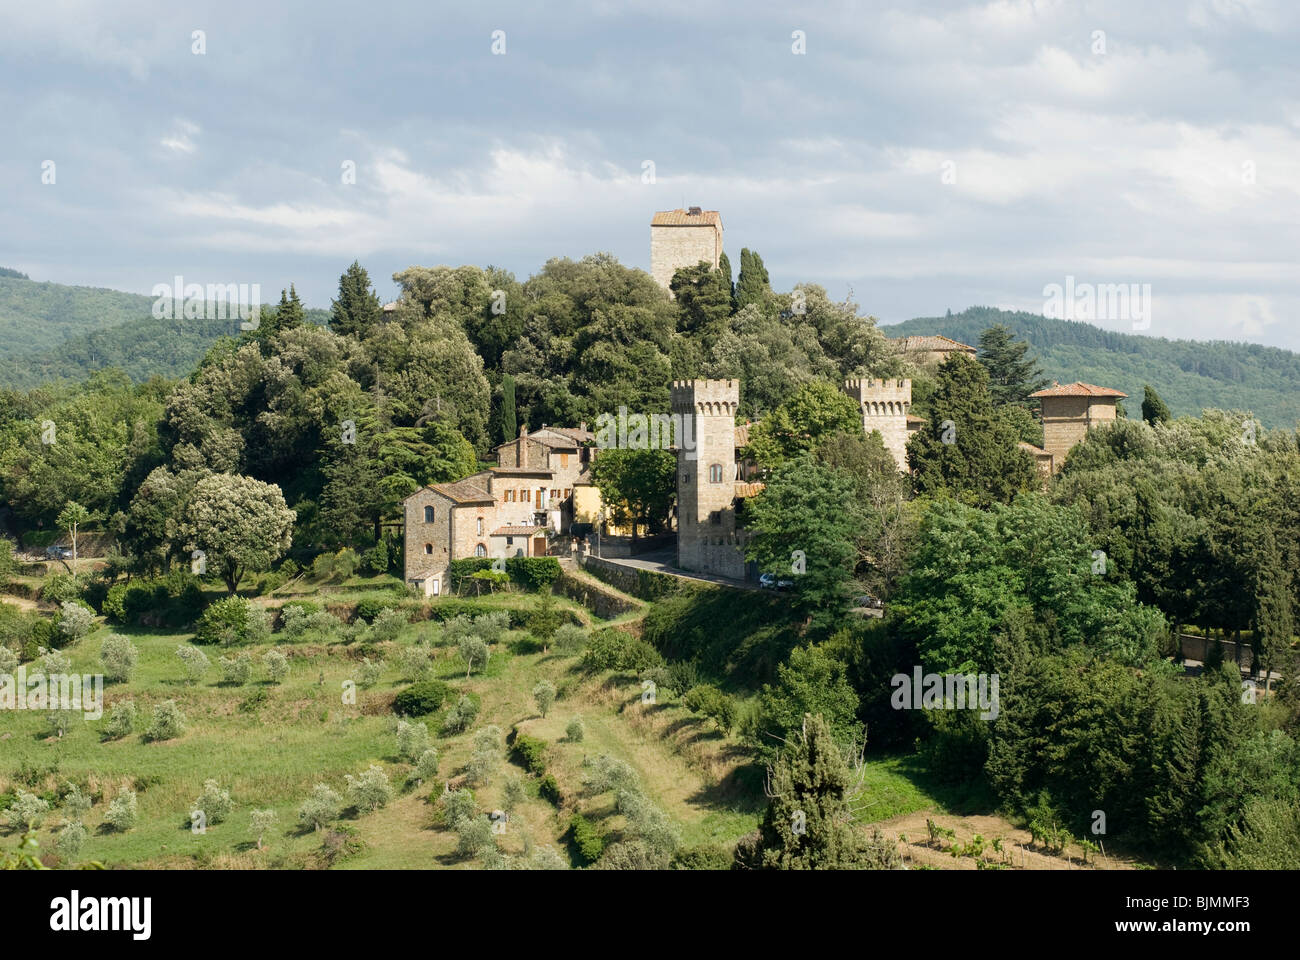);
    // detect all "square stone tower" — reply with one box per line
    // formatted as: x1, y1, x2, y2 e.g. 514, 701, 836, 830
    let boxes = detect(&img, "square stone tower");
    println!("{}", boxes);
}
842, 378, 913, 472
651, 208, 723, 293
1029, 381, 1127, 471
672, 378, 745, 579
